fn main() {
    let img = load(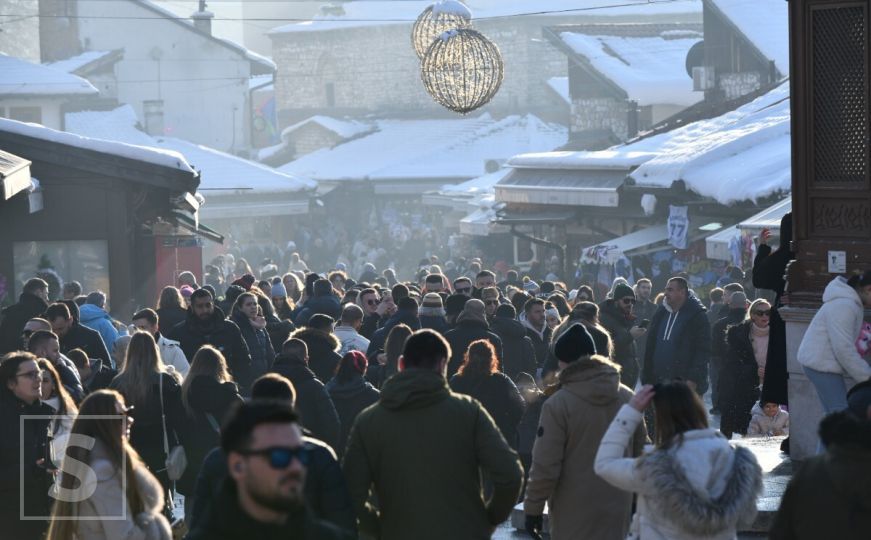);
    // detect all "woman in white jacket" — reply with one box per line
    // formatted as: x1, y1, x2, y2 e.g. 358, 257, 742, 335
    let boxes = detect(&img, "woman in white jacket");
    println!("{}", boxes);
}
46, 390, 171, 540
797, 273, 871, 416
595, 382, 762, 540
